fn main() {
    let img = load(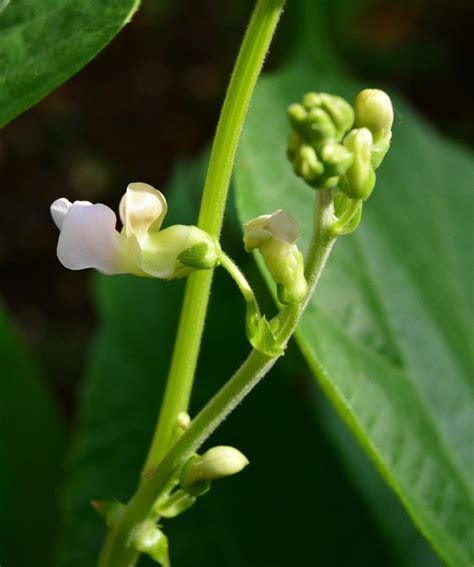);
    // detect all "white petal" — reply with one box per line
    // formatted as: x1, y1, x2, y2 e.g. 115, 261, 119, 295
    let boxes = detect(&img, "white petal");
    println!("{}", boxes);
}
51, 198, 73, 230
266, 210, 299, 243
119, 182, 167, 245
57, 202, 127, 274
